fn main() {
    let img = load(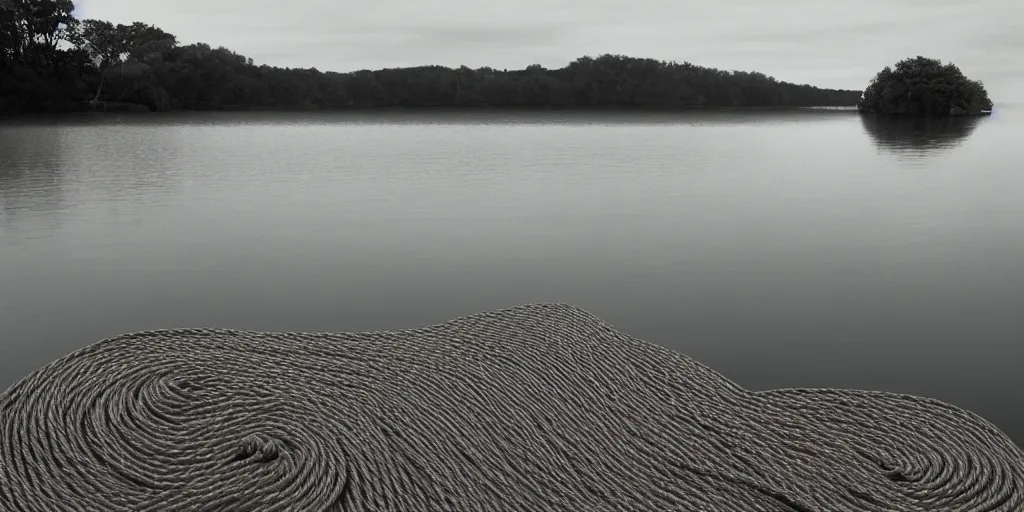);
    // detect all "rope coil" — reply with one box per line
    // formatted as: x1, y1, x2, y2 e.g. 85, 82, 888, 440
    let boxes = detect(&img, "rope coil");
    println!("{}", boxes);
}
1, 303, 1021, 511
